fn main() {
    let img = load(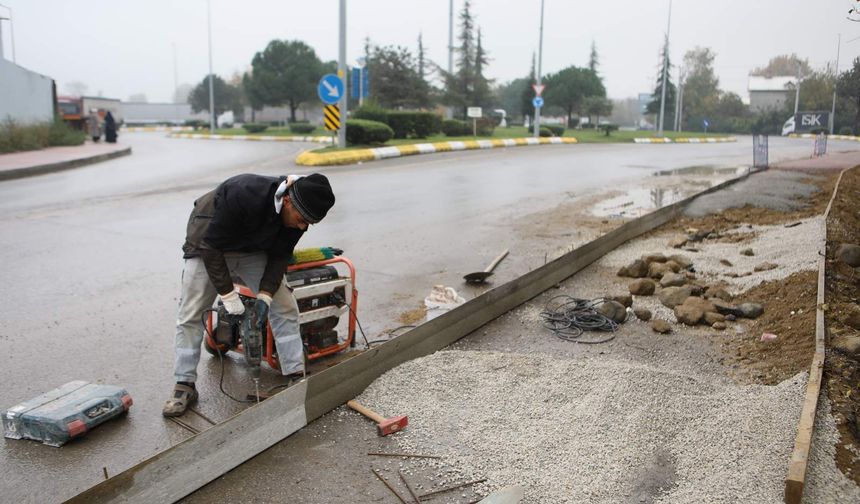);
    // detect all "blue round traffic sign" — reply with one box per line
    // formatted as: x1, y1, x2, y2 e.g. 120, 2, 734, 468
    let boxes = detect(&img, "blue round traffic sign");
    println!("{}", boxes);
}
318, 74, 344, 105
532, 96, 544, 108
